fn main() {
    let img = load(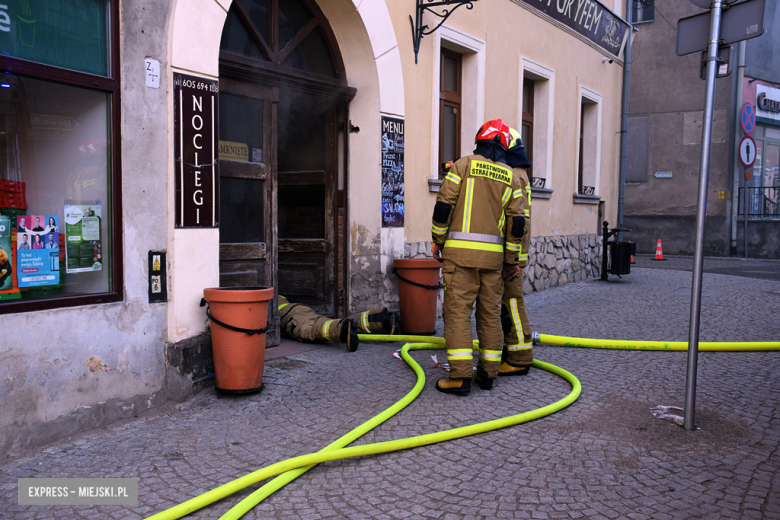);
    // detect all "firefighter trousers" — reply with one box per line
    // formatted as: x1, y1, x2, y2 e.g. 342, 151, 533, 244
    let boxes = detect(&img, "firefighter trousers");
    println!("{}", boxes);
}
280, 304, 343, 343
502, 273, 533, 367
442, 259, 503, 379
